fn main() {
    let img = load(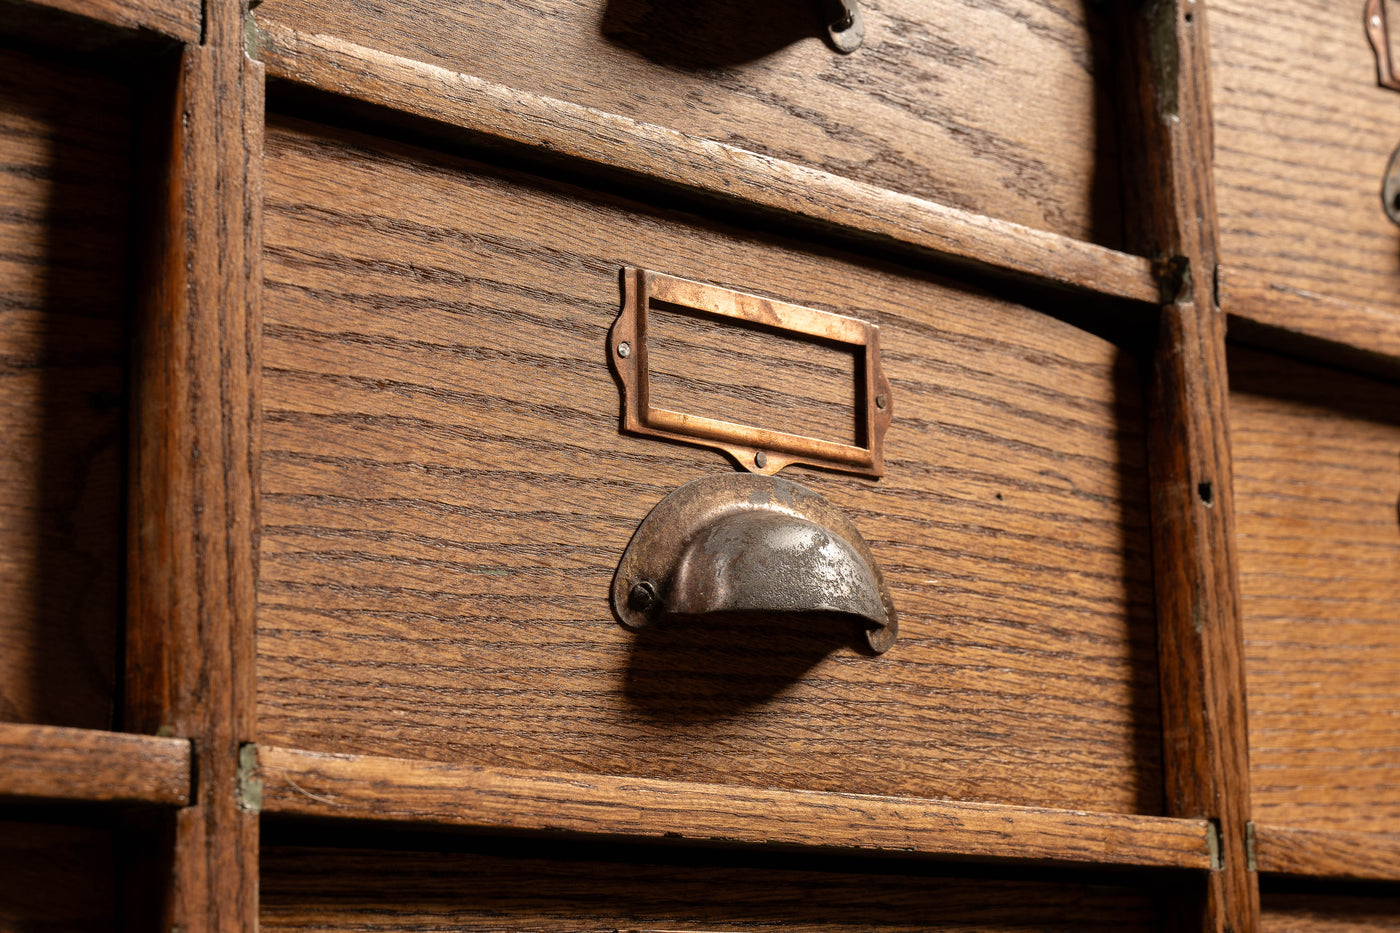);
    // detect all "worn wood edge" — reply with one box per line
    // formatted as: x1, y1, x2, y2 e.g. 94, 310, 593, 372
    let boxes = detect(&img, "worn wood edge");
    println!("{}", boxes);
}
0, 722, 191, 806
0, 0, 200, 44
1118, 0, 1259, 929
1251, 824, 1400, 882
250, 746, 1213, 871
248, 18, 1160, 307
1221, 271, 1400, 382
